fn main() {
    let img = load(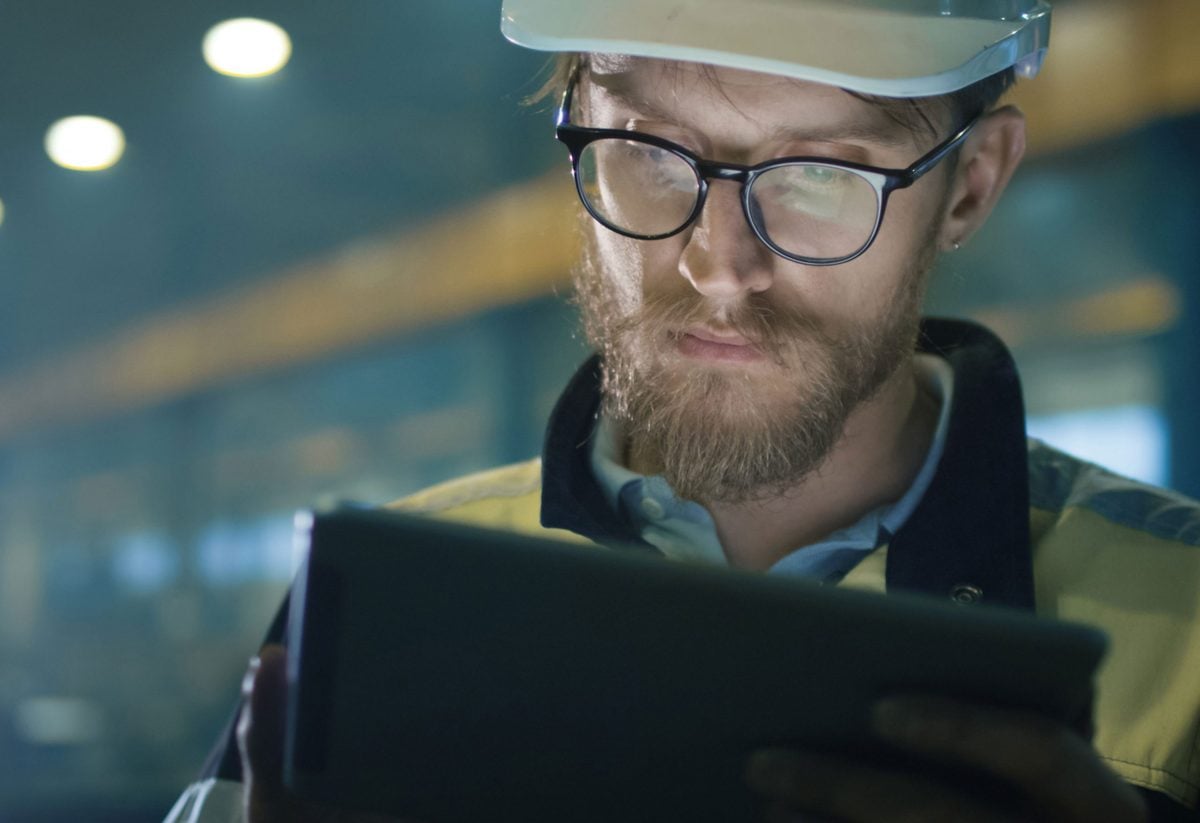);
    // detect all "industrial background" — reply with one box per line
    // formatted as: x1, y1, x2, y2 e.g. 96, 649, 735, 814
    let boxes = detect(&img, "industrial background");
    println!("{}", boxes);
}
0, 1, 1197, 819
